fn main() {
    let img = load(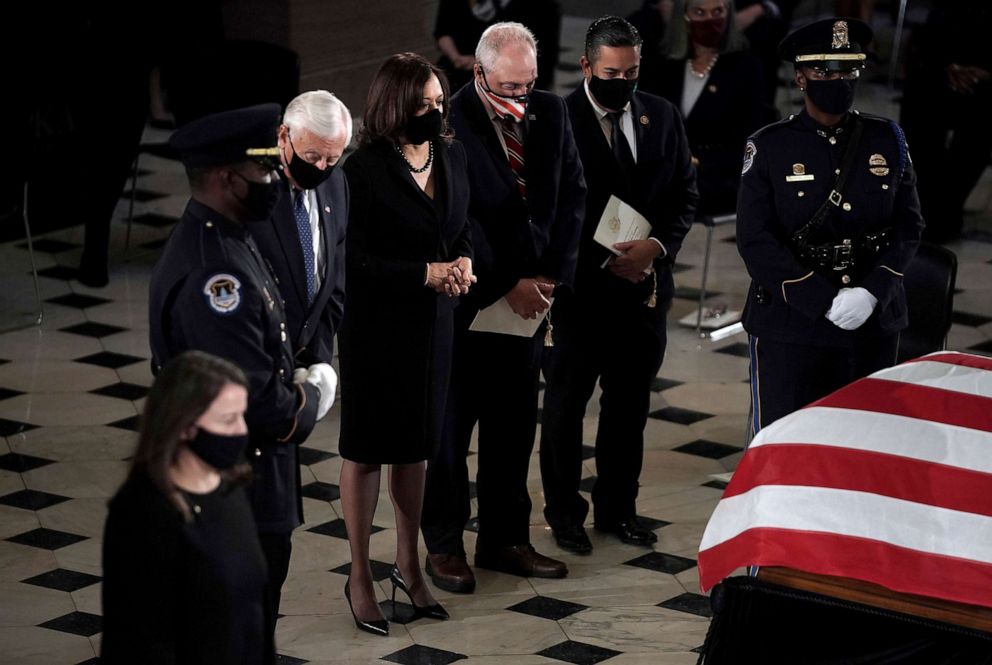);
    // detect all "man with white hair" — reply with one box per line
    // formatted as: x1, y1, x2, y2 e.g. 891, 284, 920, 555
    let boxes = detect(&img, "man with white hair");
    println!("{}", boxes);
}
421, 22, 586, 592
250, 90, 350, 617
